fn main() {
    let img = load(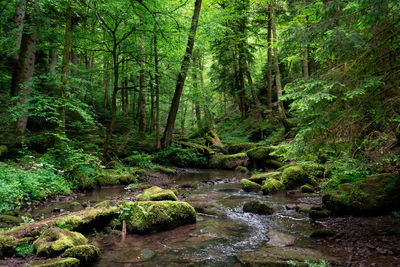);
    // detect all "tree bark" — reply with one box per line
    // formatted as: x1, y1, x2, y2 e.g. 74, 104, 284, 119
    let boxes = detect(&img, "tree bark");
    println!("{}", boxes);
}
270, 5, 290, 132
14, 0, 38, 136
180, 98, 186, 133
149, 72, 155, 134
138, 34, 147, 137
267, 9, 273, 110
154, 30, 161, 150
192, 55, 202, 129
162, 0, 202, 148
301, 0, 310, 80
104, 60, 110, 110
49, 48, 57, 75
10, 0, 26, 97
60, 0, 72, 134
